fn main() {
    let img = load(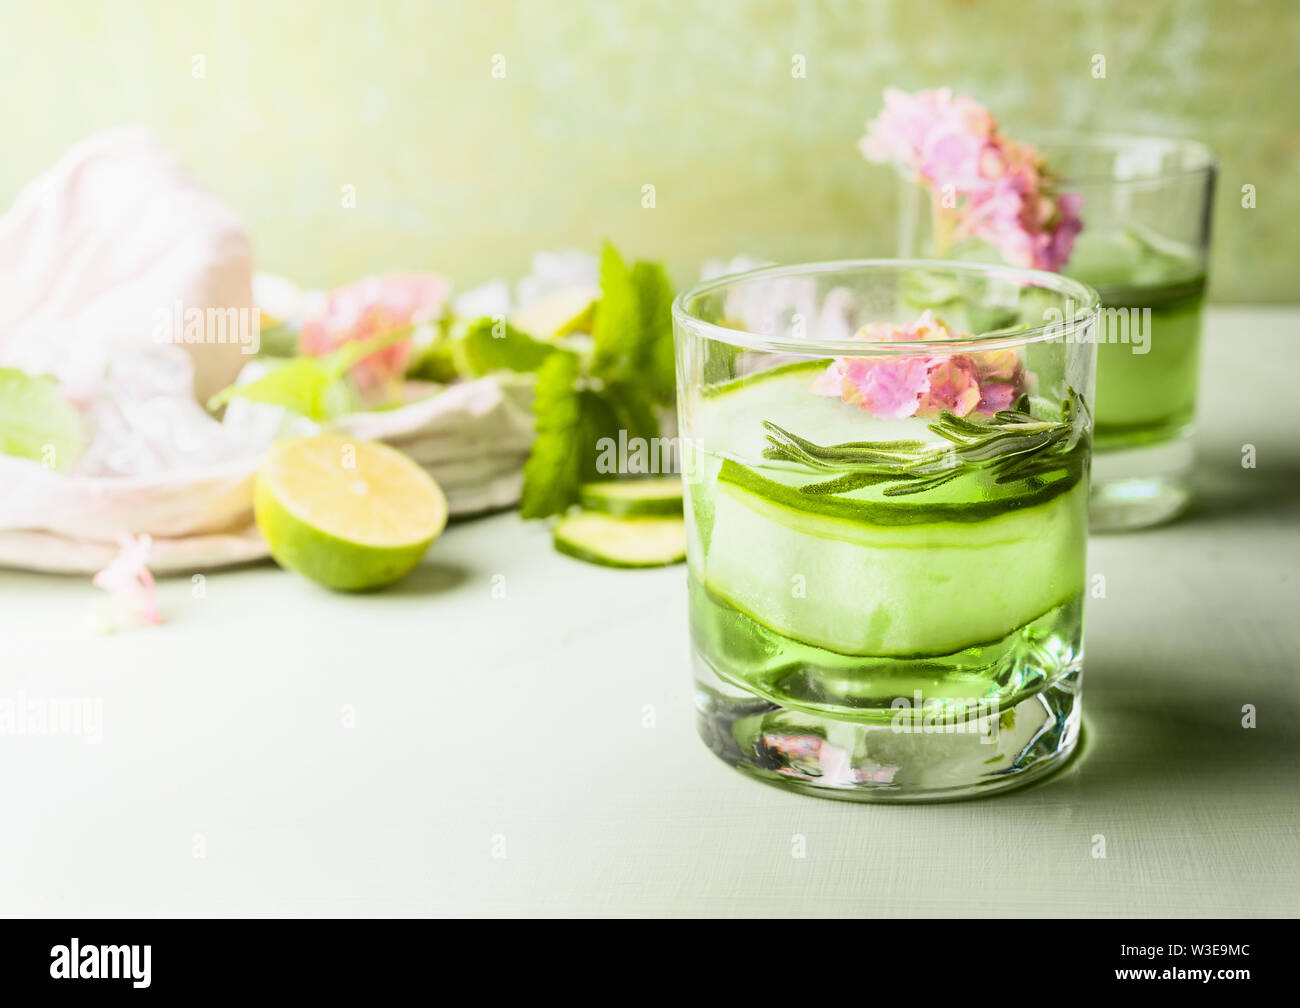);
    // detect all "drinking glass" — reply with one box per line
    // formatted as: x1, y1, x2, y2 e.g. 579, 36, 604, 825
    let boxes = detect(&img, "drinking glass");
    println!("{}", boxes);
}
674, 260, 1099, 801
897, 135, 1217, 529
